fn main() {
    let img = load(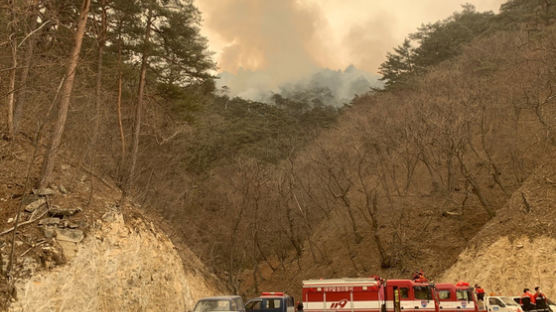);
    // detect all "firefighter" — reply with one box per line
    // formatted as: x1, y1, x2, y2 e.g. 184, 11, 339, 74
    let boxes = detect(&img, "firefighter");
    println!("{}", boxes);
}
520, 288, 536, 311
534, 287, 548, 309
474, 285, 485, 301
297, 301, 304, 312
412, 271, 421, 280
413, 270, 427, 282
